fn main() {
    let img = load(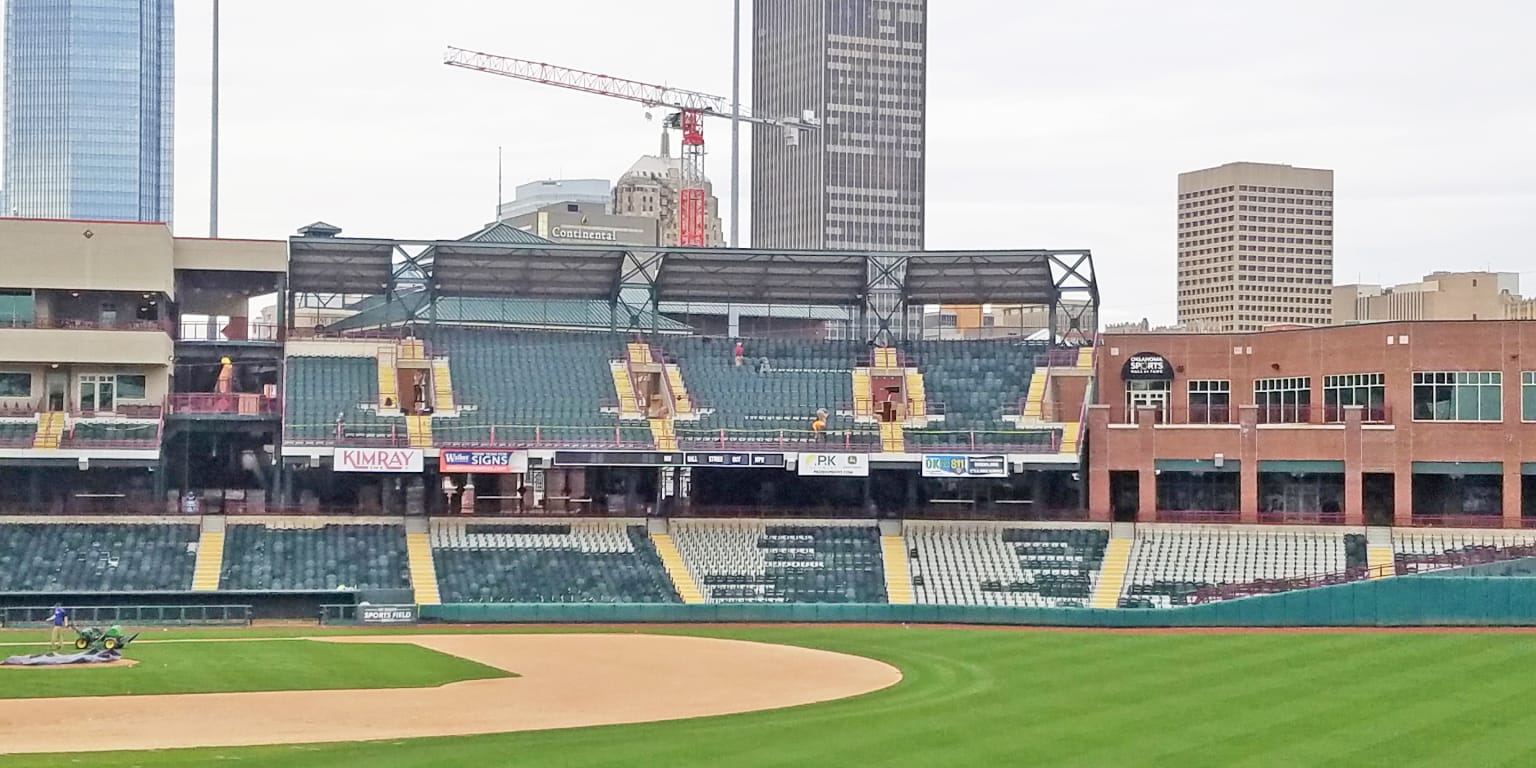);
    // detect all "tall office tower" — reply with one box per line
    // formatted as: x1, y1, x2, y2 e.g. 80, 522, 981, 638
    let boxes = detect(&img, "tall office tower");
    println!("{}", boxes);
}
751, 0, 926, 251
1177, 162, 1334, 332
3, 0, 174, 223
